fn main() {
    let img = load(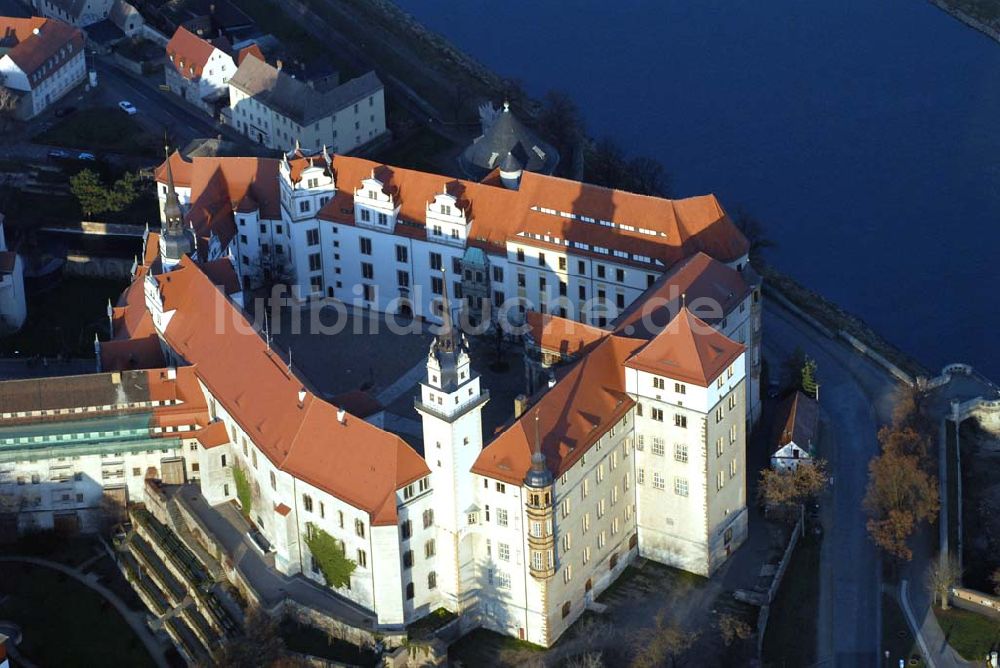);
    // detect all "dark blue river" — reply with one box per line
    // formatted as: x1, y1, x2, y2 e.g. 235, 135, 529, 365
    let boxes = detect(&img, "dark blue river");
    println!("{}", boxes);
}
394, 0, 1000, 379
